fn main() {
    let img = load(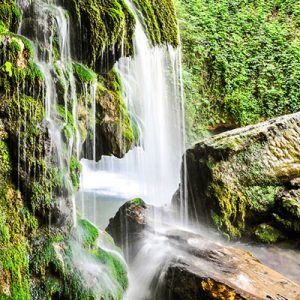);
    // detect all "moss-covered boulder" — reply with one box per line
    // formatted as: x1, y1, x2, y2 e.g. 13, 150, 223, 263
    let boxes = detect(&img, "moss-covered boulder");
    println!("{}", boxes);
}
106, 198, 148, 261
30, 219, 128, 300
179, 112, 300, 242
82, 69, 135, 160
62, 0, 135, 72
